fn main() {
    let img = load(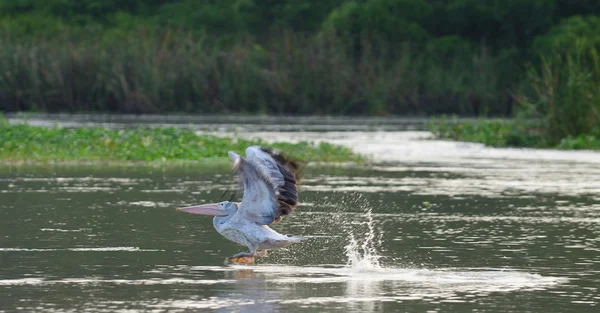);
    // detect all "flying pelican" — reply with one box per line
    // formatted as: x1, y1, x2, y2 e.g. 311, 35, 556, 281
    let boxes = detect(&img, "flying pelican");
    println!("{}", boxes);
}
177, 146, 304, 264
